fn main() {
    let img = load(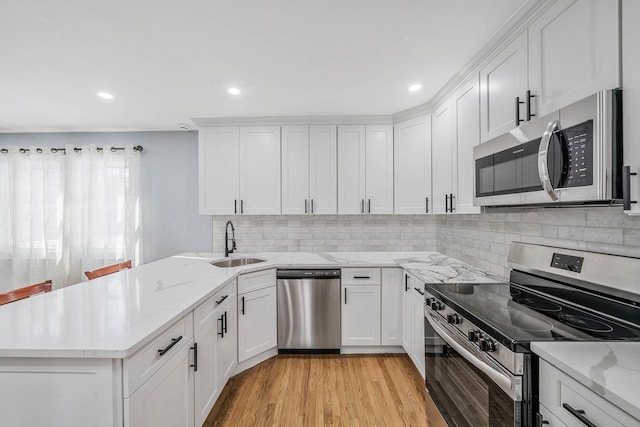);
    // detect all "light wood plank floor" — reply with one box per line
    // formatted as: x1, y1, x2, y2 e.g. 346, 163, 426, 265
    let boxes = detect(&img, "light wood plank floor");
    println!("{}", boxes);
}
204, 354, 447, 427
